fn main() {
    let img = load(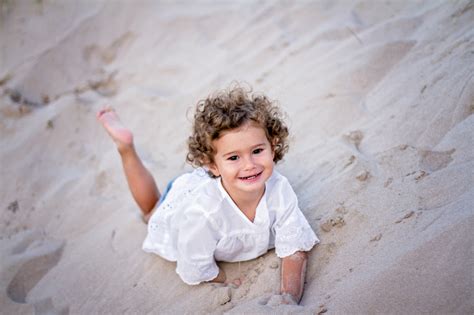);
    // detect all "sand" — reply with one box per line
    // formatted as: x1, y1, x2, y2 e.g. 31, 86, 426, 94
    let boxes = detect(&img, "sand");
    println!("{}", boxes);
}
1, 1, 473, 314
